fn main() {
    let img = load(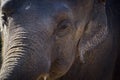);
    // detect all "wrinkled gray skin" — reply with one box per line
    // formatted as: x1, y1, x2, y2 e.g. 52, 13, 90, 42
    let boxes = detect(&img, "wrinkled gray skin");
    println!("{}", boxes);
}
0, 0, 116, 80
